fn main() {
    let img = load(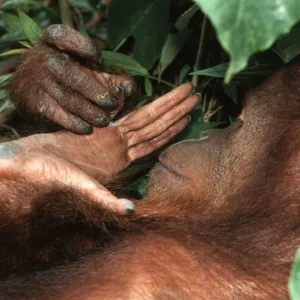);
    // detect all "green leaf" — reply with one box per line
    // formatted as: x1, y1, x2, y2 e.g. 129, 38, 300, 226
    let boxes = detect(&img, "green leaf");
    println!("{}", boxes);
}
0, 49, 25, 57
177, 118, 221, 141
223, 80, 238, 104
0, 99, 12, 113
102, 51, 148, 76
108, 0, 172, 69
144, 77, 152, 96
0, 13, 22, 32
19, 41, 32, 48
0, 73, 13, 86
17, 8, 43, 44
129, 175, 149, 198
0, 30, 27, 42
191, 63, 228, 78
289, 249, 300, 300
175, 4, 199, 31
0, 90, 8, 100
272, 24, 300, 63
194, 0, 300, 82
159, 29, 192, 75
191, 62, 276, 78
179, 64, 191, 84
